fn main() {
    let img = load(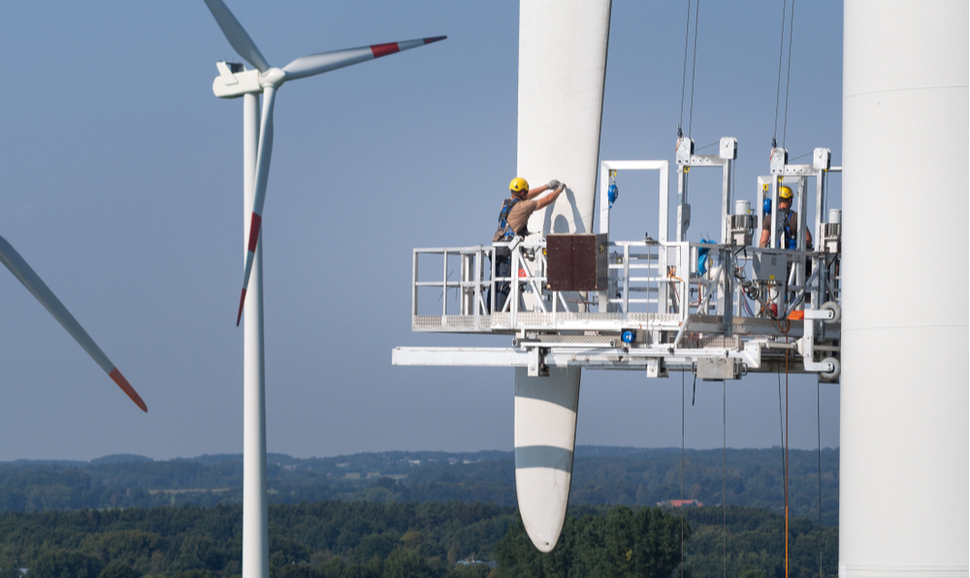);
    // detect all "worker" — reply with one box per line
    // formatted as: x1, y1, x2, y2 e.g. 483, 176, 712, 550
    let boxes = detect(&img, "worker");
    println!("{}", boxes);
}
759, 185, 812, 249
489, 177, 565, 312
